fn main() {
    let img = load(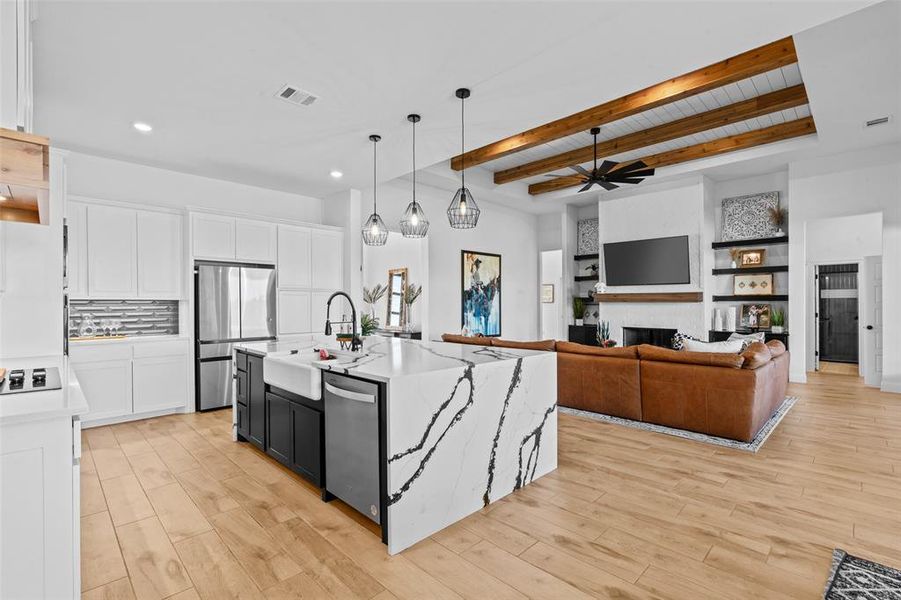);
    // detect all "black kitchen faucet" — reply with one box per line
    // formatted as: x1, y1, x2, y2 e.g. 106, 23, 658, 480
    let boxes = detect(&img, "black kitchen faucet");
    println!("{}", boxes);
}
324, 291, 361, 352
